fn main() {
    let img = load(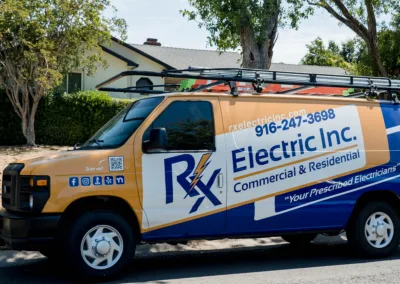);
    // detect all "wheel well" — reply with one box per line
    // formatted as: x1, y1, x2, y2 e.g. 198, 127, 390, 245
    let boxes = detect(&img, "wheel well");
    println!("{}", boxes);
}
346, 190, 400, 229
57, 196, 141, 240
